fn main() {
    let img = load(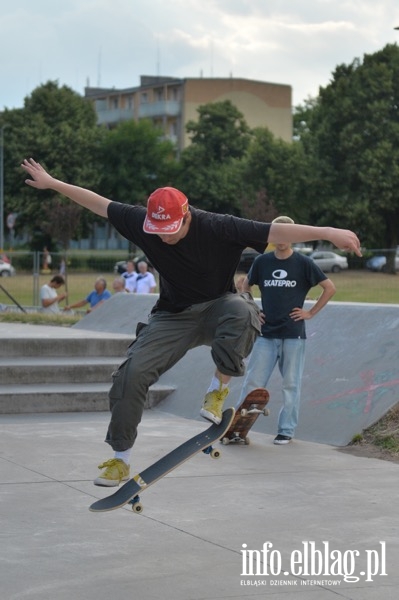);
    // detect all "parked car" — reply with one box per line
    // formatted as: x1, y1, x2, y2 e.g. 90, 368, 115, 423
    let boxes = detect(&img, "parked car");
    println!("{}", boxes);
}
366, 252, 399, 272
309, 251, 348, 273
0, 260, 16, 277
292, 243, 313, 255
